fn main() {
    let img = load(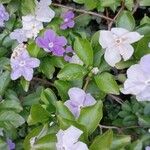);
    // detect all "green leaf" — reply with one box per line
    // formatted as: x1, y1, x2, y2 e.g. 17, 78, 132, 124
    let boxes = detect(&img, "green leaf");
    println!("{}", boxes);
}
116, 10, 135, 31
140, 15, 150, 25
0, 138, 8, 150
84, 0, 98, 10
128, 140, 142, 150
32, 134, 56, 150
134, 35, 150, 59
0, 110, 25, 128
73, 0, 84, 4
136, 24, 150, 35
21, 0, 36, 15
115, 60, 136, 69
139, 0, 150, 6
74, 38, 93, 67
27, 104, 51, 125
0, 100, 22, 113
57, 64, 88, 81
0, 71, 11, 96
90, 130, 113, 150
94, 72, 119, 95
111, 135, 131, 150
54, 80, 71, 101
0, 0, 11, 3
78, 101, 103, 135
20, 77, 30, 92
138, 116, 150, 127
40, 57, 55, 79
56, 101, 74, 121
